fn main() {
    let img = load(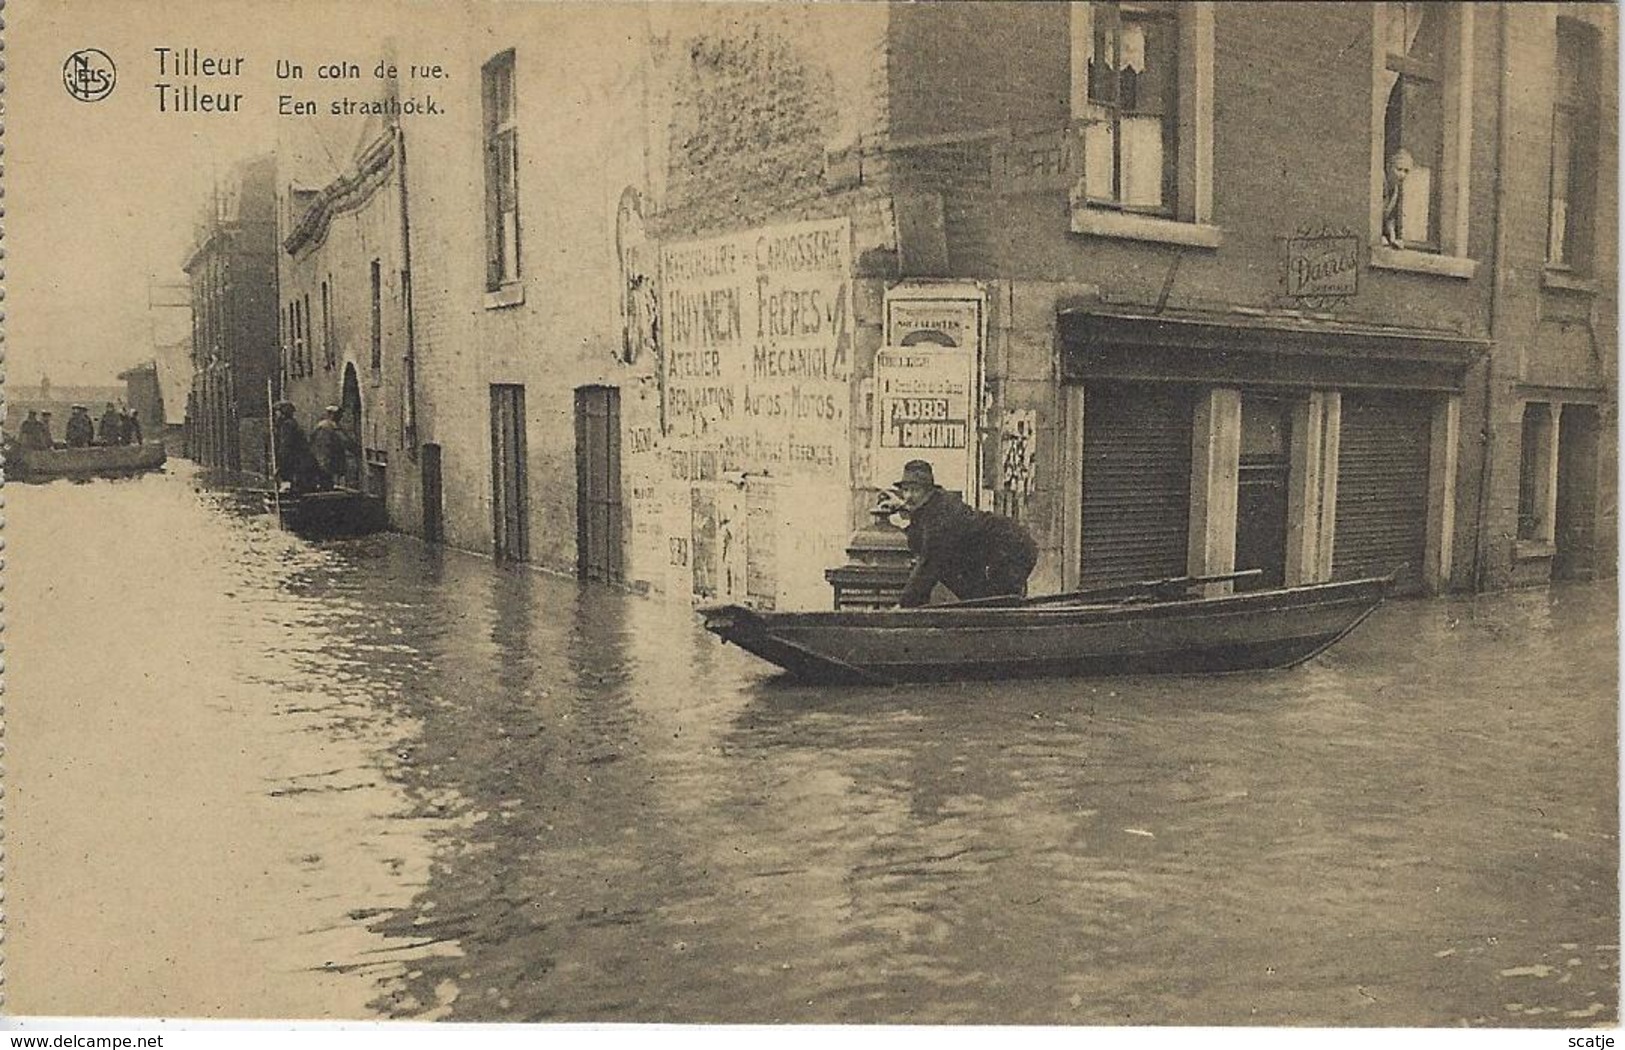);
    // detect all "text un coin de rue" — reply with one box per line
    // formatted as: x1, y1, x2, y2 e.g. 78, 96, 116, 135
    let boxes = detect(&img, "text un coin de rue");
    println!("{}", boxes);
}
149, 47, 449, 116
